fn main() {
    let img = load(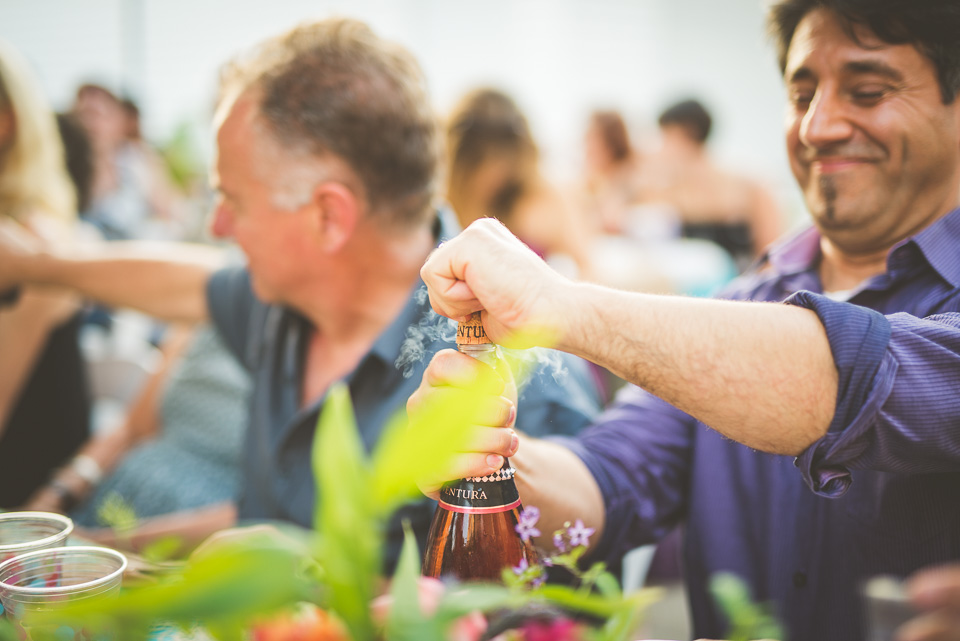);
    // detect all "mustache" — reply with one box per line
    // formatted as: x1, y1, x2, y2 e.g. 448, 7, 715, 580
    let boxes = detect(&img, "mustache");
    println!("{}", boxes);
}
800, 144, 884, 163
